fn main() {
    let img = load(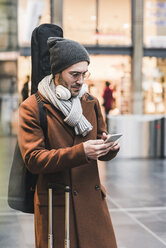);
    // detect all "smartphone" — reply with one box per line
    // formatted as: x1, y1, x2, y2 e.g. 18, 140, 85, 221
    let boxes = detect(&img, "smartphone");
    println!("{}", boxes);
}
104, 133, 122, 144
